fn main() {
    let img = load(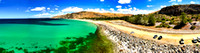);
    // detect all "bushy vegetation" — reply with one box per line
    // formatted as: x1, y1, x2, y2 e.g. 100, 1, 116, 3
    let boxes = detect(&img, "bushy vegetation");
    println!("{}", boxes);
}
84, 14, 156, 26
148, 14, 156, 26
131, 14, 149, 25
156, 23, 171, 28
169, 18, 175, 24
180, 12, 188, 25
84, 12, 199, 30
127, 14, 156, 26
174, 12, 192, 29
